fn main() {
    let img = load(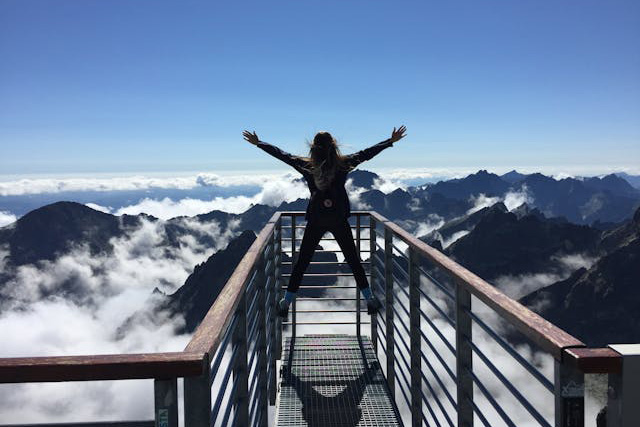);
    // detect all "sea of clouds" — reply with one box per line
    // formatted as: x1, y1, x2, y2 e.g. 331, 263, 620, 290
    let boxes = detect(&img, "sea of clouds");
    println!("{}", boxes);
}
0, 216, 240, 422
